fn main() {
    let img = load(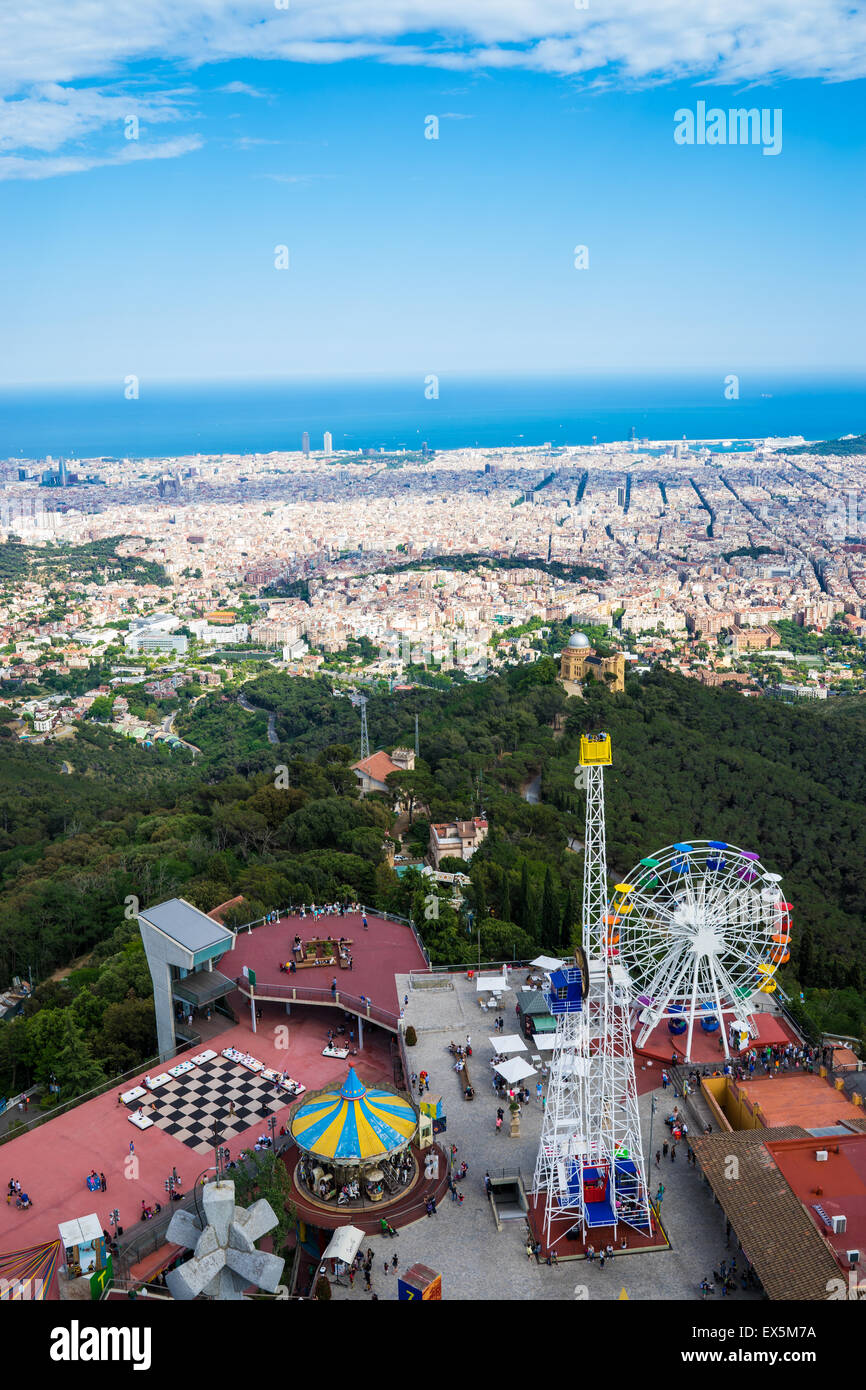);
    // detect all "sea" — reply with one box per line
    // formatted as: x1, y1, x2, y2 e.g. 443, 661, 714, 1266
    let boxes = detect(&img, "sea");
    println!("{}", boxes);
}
0, 373, 863, 461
